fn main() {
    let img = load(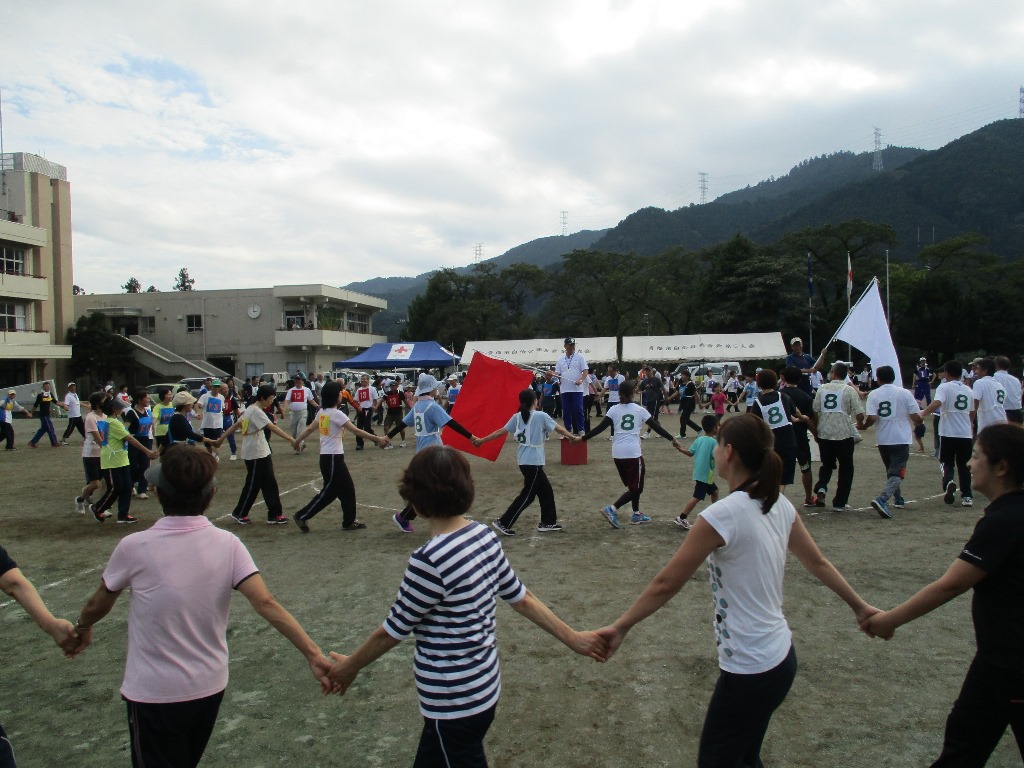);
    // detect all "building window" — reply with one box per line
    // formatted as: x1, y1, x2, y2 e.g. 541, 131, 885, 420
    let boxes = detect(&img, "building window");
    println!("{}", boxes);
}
0, 245, 25, 275
140, 316, 156, 334
346, 311, 369, 334
0, 302, 28, 331
284, 311, 307, 330
186, 314, 203, 333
